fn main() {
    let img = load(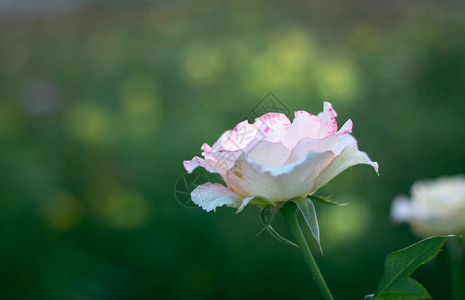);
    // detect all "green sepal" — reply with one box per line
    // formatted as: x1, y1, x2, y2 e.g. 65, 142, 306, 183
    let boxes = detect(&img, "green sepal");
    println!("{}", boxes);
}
250, 196, 275, 207
291, 197, 322, 254
307, 194, 347, 206
258, 205, 298, 248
